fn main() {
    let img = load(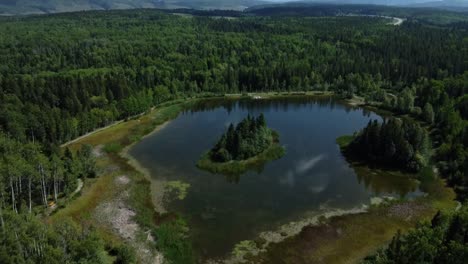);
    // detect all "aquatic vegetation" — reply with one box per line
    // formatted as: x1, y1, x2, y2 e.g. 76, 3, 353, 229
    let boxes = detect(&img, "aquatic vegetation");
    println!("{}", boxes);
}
166, 181, 191, 200
154, 217, 195, 264
232, 240, 258, 258
103, 142, 123, 153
